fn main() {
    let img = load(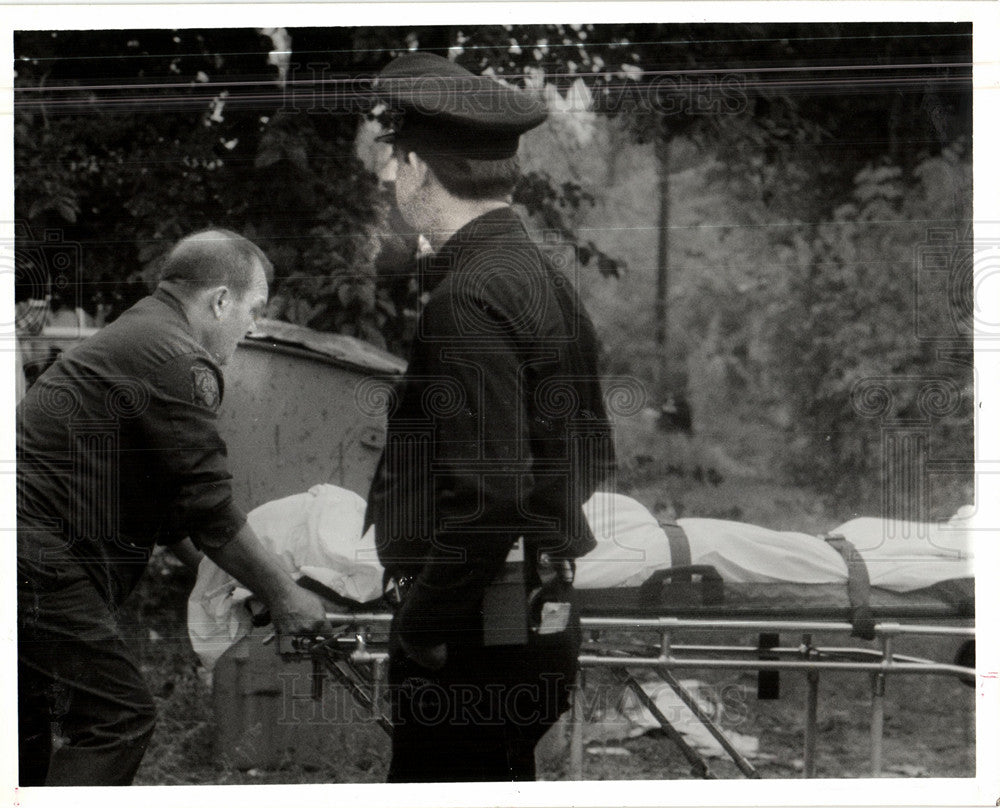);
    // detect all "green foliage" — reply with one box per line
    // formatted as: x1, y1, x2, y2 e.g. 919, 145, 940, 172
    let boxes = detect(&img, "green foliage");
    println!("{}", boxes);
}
774, 146, 973, 508
13, 26, 631, 353
514, 171, 619, 277
240, 110, 390, 346
15, 28, 284, 311
14, 28, 397, 345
